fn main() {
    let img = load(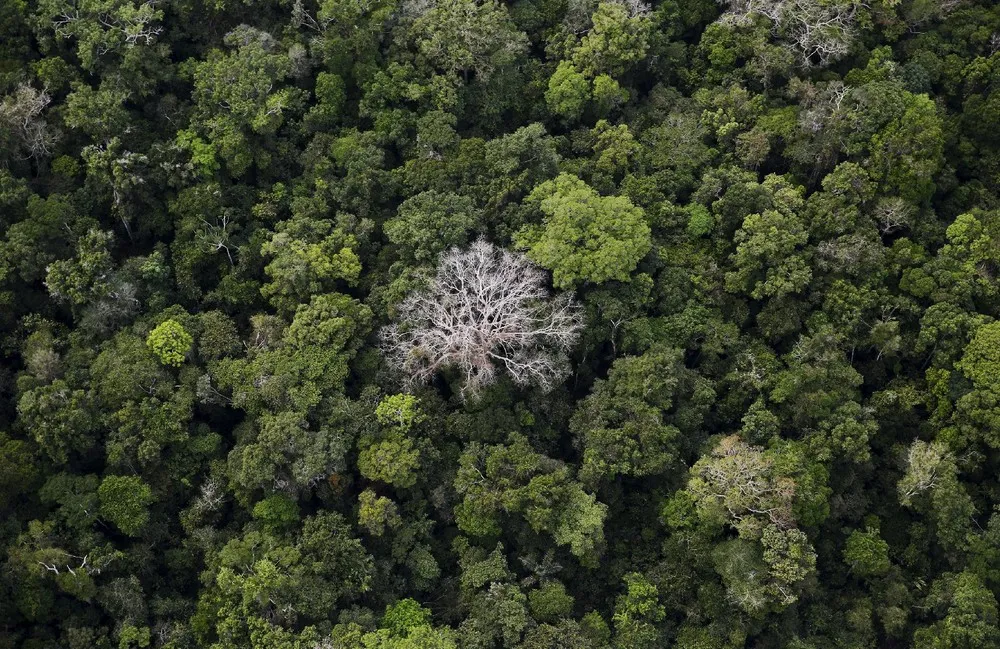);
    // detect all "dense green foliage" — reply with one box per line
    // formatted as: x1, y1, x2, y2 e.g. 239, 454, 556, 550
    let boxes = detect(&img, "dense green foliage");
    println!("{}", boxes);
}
3, 0, 1000, 647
